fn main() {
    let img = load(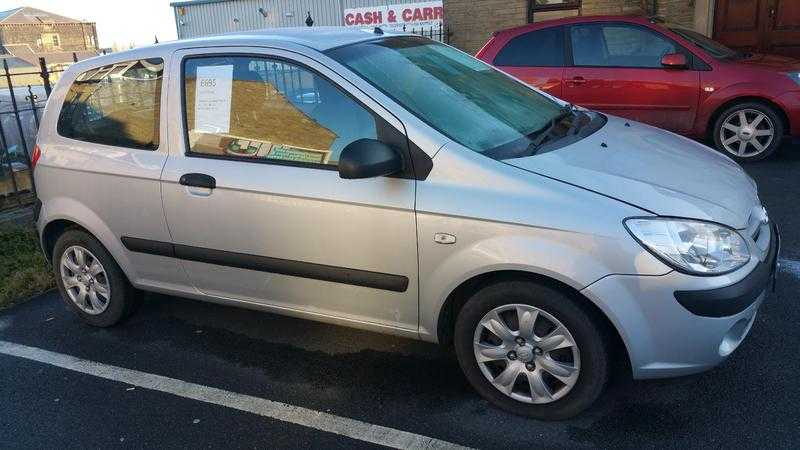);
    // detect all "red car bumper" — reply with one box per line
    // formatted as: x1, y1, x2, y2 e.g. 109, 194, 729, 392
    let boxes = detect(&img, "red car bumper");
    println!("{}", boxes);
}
775, 91, 800, 137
